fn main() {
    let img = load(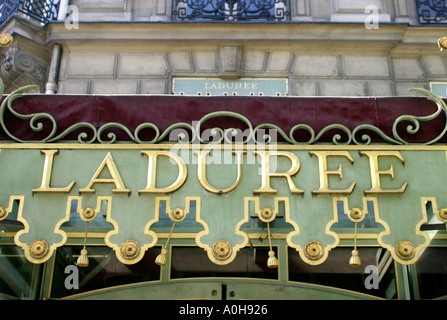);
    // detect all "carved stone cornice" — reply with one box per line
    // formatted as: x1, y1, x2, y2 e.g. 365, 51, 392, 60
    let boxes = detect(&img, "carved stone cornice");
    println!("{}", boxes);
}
0, 15, 51, 93
1, 43, 48, 93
